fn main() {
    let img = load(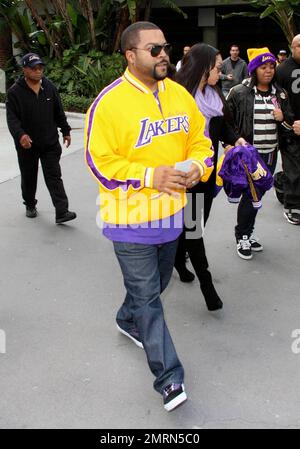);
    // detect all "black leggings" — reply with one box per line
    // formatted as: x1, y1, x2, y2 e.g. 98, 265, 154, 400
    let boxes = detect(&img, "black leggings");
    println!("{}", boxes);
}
175, 190, 214, 276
